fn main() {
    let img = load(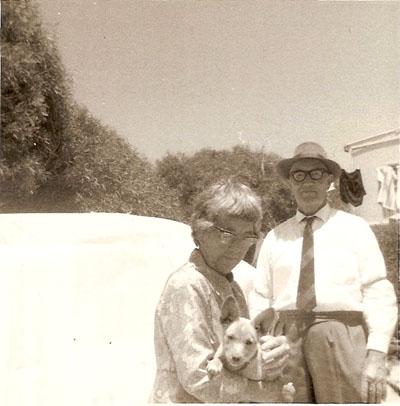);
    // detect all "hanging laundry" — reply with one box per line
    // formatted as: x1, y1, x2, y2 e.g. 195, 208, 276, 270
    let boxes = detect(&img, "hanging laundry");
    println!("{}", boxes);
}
339, 169, 366, 207
376, 165, 397, 211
